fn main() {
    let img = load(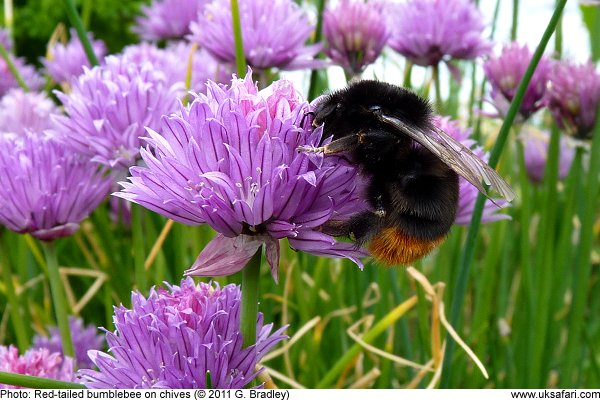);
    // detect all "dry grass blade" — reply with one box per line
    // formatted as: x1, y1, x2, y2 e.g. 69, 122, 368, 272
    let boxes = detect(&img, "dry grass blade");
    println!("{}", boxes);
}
255, 367, 277, 389
15, 275, 44, 296
46, 23, 67, 59
260, 366, 306, 389
426, 342, 446, 389
406, 359, 435, 388
438, 301, 489, 379
362, 282, 381, 308
74, 234, 99, 270
406, 267, 489, 381
145, 219, 174, 271
347, 314, 434, 371
282, 259, 296, 381
349, 368, 381, 389
24, 235, 45, 270
262, 316, 321, 362
59, 268, 108, 314
81, 221, 108, 267
319, 305, 357, 336
301, 272, 330, 301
